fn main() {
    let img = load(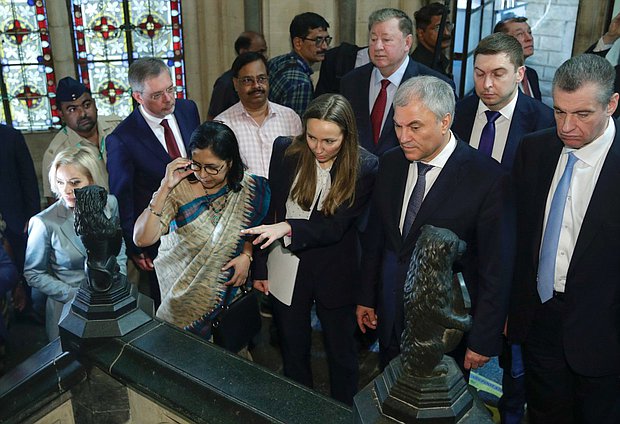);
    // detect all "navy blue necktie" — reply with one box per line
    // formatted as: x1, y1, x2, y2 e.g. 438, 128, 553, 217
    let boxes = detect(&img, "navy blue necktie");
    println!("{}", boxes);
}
478, 111, 501, 156
402, 162, 433, 239
537, 152, 578, 302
